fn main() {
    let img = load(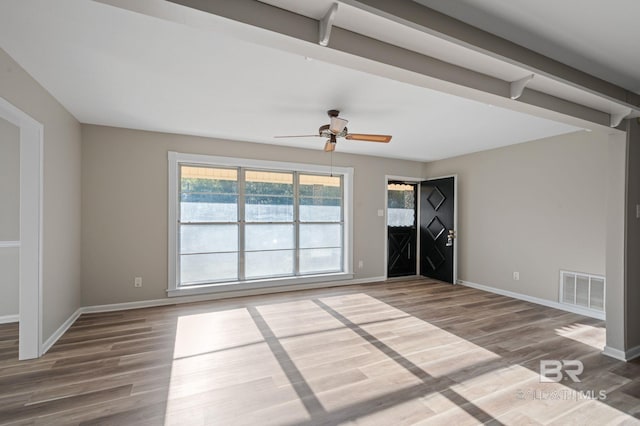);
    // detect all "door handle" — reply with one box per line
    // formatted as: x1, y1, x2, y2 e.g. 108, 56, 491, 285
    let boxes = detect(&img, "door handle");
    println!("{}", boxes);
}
446, 229, 456, 247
